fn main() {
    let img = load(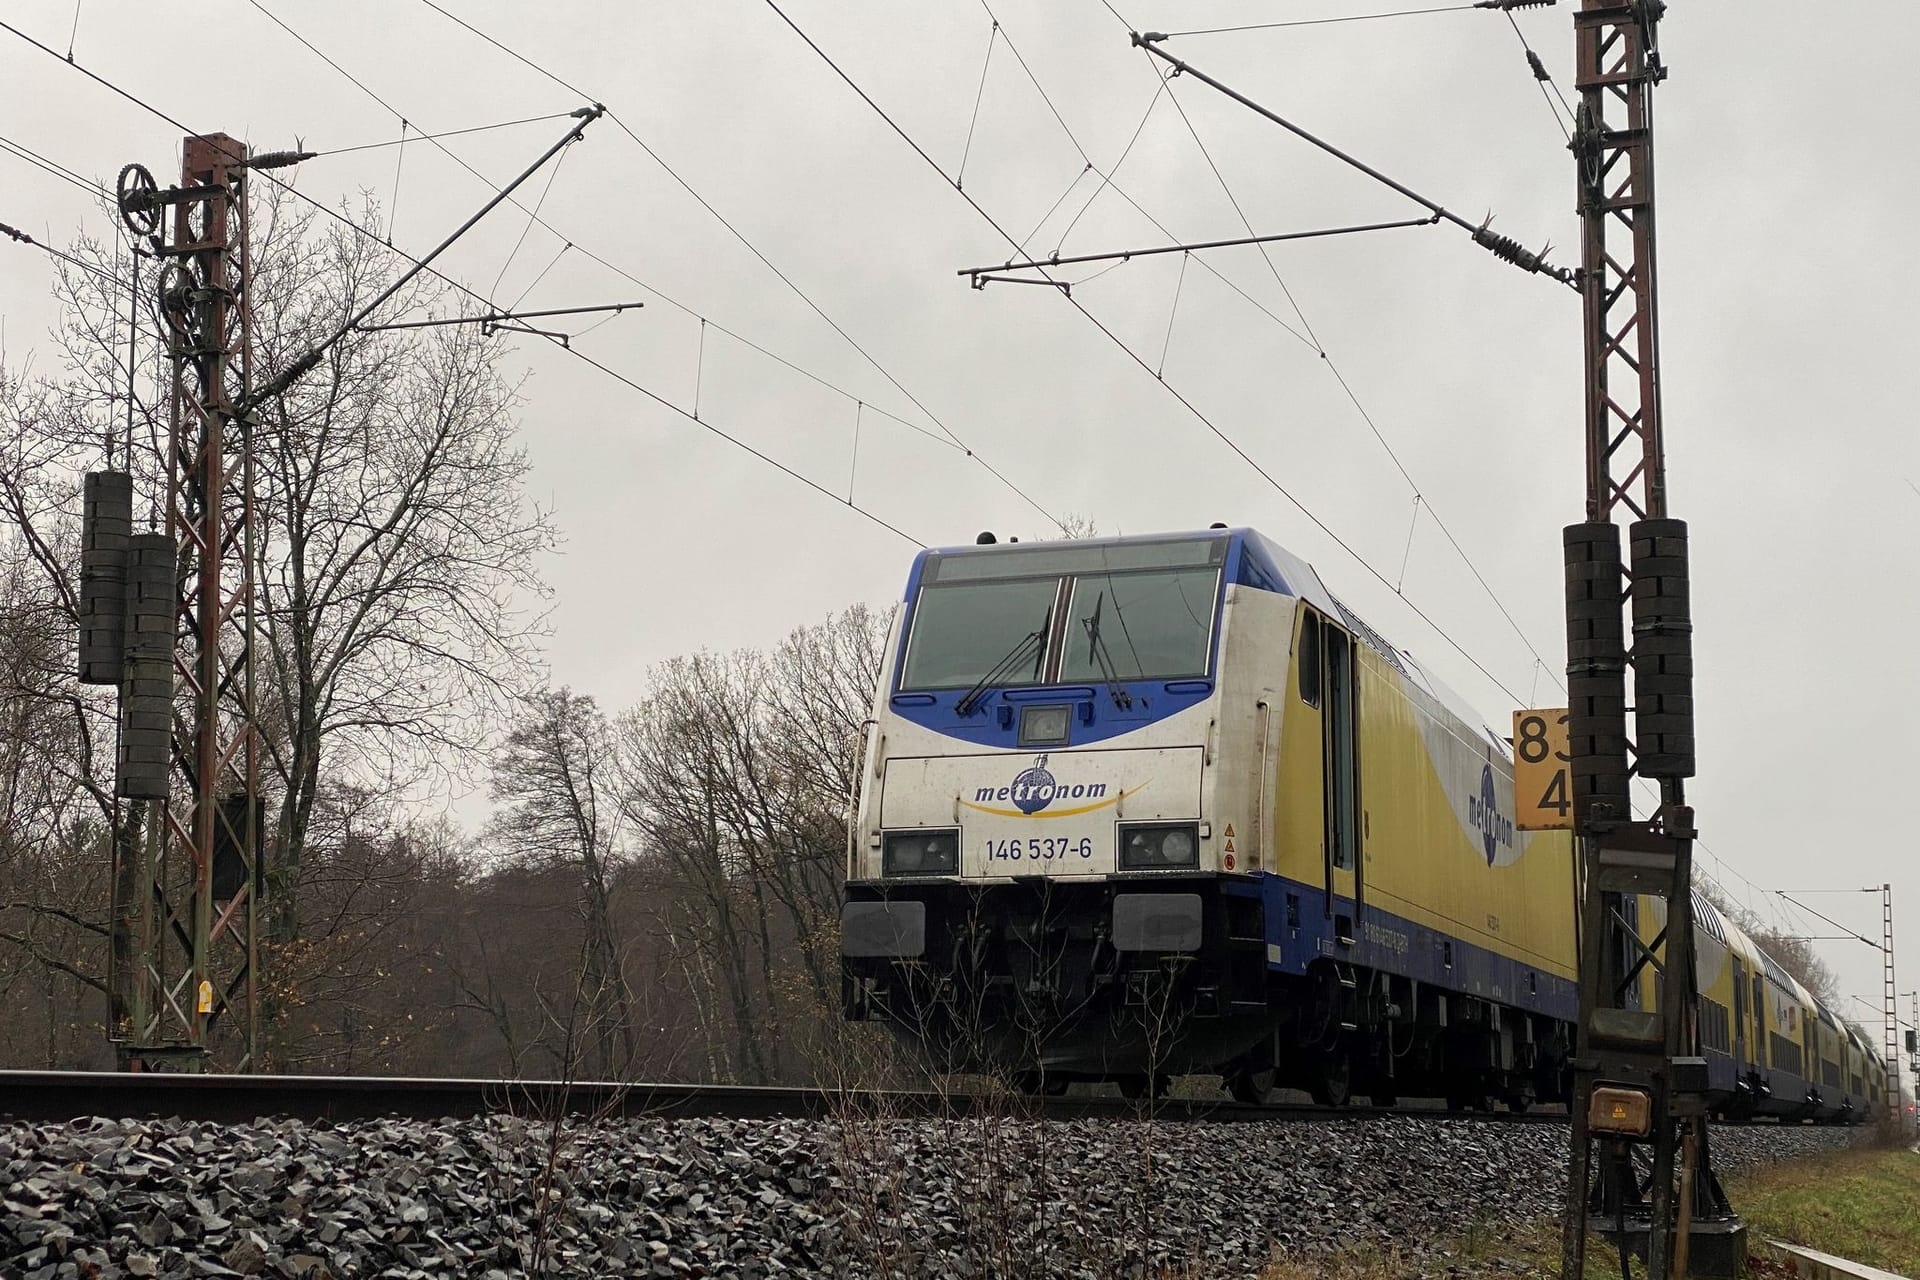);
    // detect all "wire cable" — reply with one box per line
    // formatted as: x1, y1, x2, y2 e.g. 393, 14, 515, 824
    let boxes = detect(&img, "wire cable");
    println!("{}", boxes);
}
487, 140, 571, 302
408, 0, 1066, 534
1155, 251, 1189, 378
1502, 10, 1576, 142
761, 0, 1532, 704
308, 112, 578, 158
236, 0, 979, 464
1014, 162, 1091, 258
975, 0, 1093, 166
0, 16, 931, 554
1161, 5, 1481, 38
1108, 8, 1574, 695
1051, 69, 1169, 255
1, 215, 131, 292
957, 21, 998, 190
507, 241, 570, 314
0, 132, 107, 197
